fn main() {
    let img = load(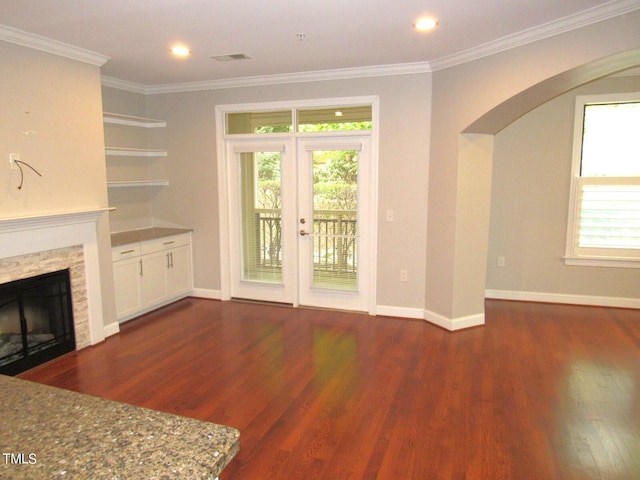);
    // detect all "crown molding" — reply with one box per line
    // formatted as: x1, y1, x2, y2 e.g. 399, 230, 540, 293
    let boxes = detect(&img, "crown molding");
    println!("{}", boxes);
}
145, 62, 431, 94
430, 0, 640, 71
101, 76, 148, 94
101, 0, 640, 94
0, 24, 109, 66
102, 62, 431, 95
